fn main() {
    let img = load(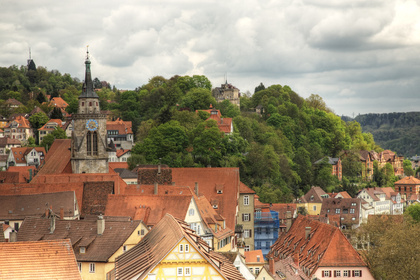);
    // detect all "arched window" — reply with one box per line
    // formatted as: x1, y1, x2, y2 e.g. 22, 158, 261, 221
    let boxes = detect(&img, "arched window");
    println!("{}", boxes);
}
87, 131, 98, 155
